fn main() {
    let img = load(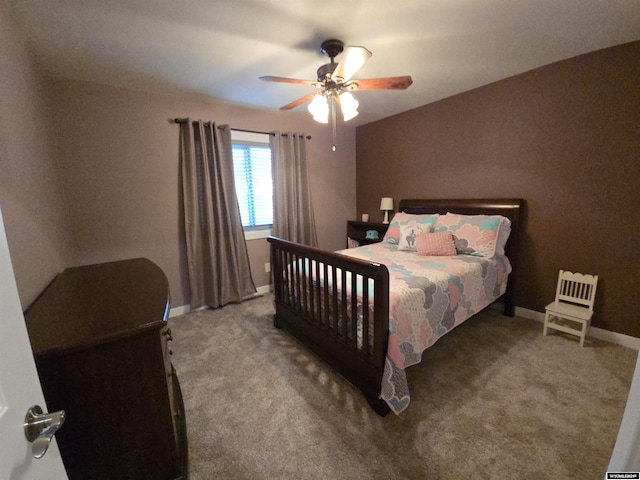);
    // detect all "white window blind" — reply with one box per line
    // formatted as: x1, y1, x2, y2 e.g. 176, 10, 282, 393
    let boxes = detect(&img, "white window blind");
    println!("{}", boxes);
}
232, 141, 273, 228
